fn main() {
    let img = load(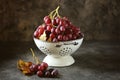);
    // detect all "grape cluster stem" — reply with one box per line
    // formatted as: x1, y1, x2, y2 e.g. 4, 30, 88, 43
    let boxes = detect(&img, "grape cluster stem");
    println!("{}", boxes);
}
49, 6, 60, 19
30, 48, 40, 64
